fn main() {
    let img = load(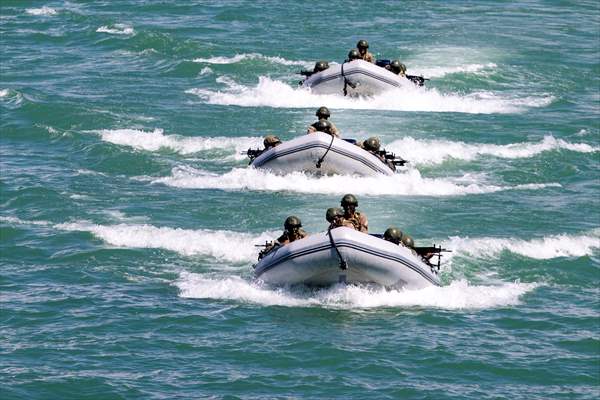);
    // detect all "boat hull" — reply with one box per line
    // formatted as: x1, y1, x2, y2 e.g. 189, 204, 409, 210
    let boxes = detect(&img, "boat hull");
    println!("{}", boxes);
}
302, 60, 407, 96
251, 132, 393, 176
254, 228, 440, 289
